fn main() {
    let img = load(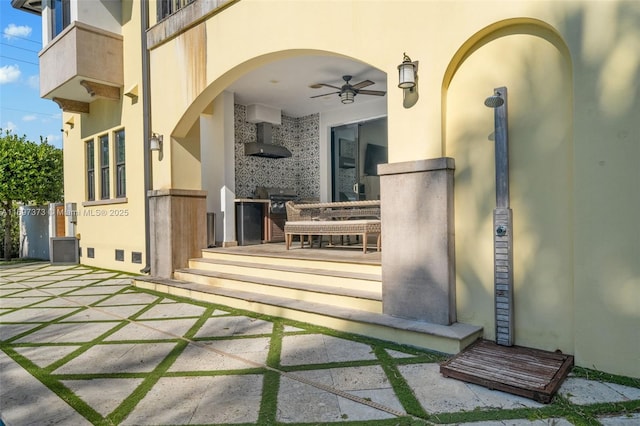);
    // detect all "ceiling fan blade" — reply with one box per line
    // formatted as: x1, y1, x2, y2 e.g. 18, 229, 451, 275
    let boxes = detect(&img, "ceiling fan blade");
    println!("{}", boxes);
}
310, 91, 340, 98
352, 80, 374, 90
357, 89, 386, 96
315, 83, 342, 90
